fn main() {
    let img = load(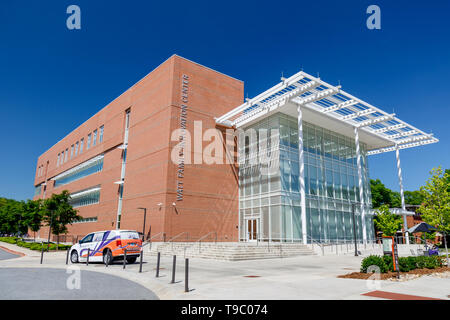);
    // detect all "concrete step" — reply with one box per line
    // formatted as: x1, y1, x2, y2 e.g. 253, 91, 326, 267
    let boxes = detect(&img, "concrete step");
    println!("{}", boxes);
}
144, 241, 316, 260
